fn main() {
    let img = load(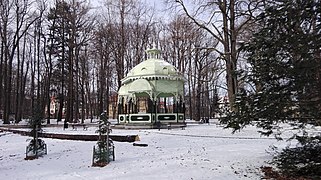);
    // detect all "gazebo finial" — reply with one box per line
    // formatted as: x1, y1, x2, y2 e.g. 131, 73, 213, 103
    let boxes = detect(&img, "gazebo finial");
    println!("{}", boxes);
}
146, 43, 160, 59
